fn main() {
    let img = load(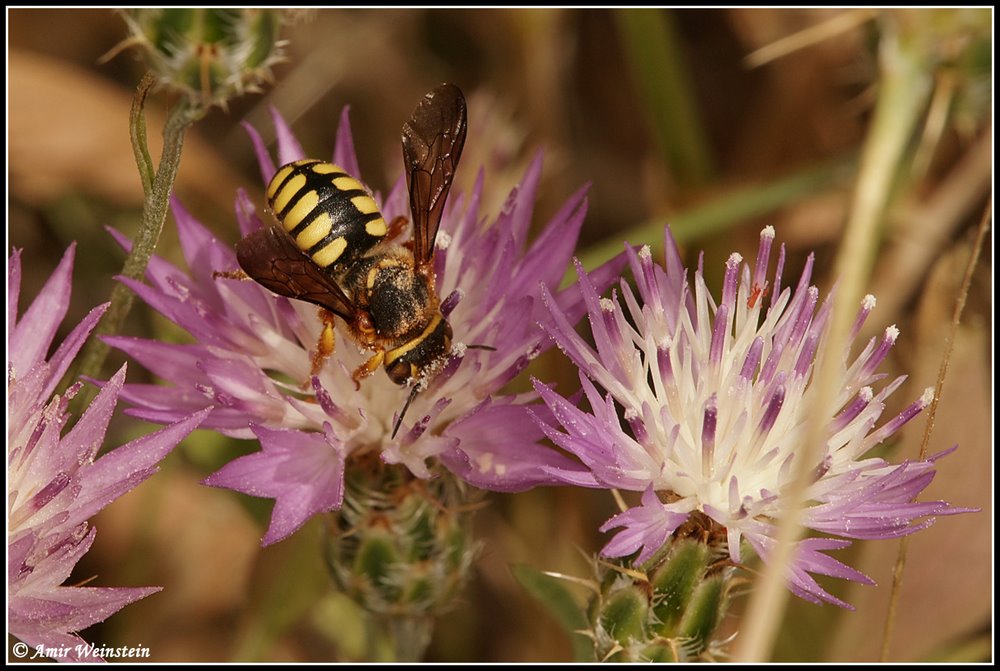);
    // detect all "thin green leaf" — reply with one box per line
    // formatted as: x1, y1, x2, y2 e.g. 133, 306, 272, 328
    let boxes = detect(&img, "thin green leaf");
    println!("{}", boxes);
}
614, 8, 714, 186
510, 563, 594, 662
569, 153, 855, 284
